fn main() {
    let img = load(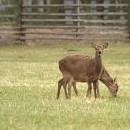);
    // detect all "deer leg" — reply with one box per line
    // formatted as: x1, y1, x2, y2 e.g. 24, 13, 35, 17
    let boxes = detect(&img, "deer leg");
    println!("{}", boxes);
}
67, 78, 74, 99
72, 82, 78, 96
68, 82, 71, 99
56, 78, 65, 99
96, 81, 100, 98
63, 79, 68, 99
93, 82, 97, 99
93, 81, 99, 99
86, 81, 92, 98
